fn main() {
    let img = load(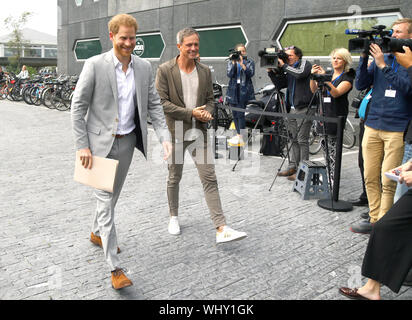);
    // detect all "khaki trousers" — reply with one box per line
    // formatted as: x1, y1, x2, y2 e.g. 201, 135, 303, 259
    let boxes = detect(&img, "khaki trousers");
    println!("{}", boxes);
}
167, 139, 226, 228
362, 126, 404, 223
